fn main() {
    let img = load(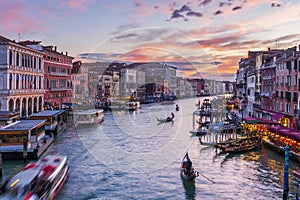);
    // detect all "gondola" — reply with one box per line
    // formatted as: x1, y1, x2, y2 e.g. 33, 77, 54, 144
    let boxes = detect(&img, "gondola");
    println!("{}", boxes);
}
221, 138, 262, 154
157, 118, 173, 123
180, 153, 199, 181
